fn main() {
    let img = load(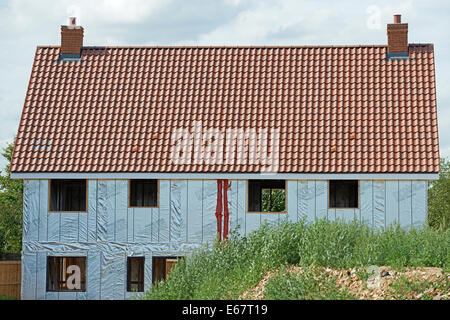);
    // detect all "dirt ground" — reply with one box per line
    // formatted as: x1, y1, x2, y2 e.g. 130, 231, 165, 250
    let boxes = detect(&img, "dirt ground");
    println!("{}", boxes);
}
240, 266, 449, 300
